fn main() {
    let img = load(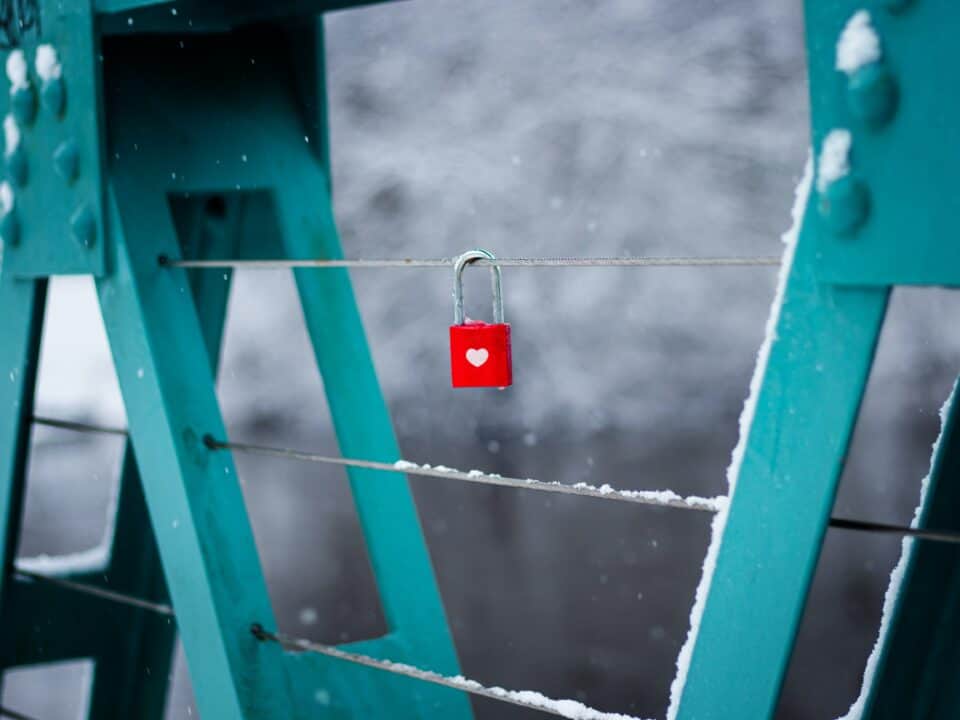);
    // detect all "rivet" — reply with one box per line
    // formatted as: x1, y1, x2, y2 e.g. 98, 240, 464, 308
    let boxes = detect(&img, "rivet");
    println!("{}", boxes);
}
818, 175, 870, 236
70, 203, 96, 249
5, 147, 27, 187
10, 86, 36, 126
53, 139, 79, 182
40, 77, 65, 117
847, 62, 898, 128
0, 210, 18, 247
